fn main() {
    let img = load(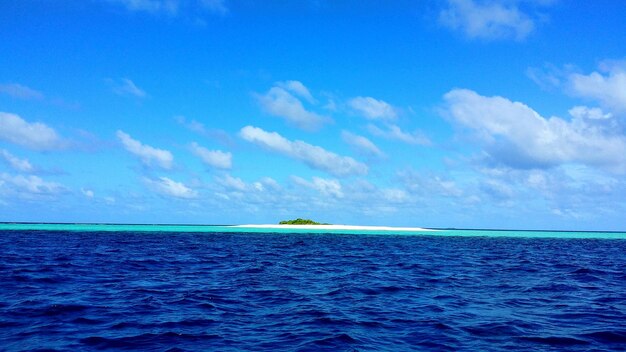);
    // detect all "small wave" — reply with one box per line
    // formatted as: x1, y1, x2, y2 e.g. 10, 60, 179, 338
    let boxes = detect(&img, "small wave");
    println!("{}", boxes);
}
463, 322, 524, 337
310, 333, 358, 346
242, 266, 264, 274
80, 332, 222, 348
40, 303, 90, 317
520, 335, 590, 346
0, 320, 22, 328
581, 330, 626, 343
71, 317, 103, 325
157, 318, 217, 329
